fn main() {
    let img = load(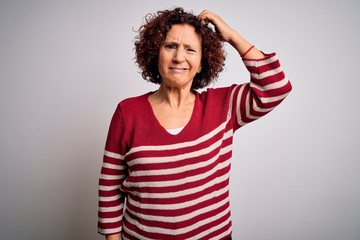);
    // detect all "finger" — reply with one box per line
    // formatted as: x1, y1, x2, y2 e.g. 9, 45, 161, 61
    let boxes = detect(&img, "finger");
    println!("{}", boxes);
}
198, 10, 212, 21
198, 10, 208, 18
198, 11, 210, 25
